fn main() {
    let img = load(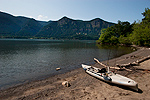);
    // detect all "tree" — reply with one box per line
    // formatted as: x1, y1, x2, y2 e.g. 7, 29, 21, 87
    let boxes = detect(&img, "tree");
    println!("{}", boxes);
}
98, 8, 150, 47
97, 27, 117, 44
142, 8, 150, 23
97, 21, 132, 45
119, 35, 131, 45
131, 8, 150, 46
110, 36, 118, 44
